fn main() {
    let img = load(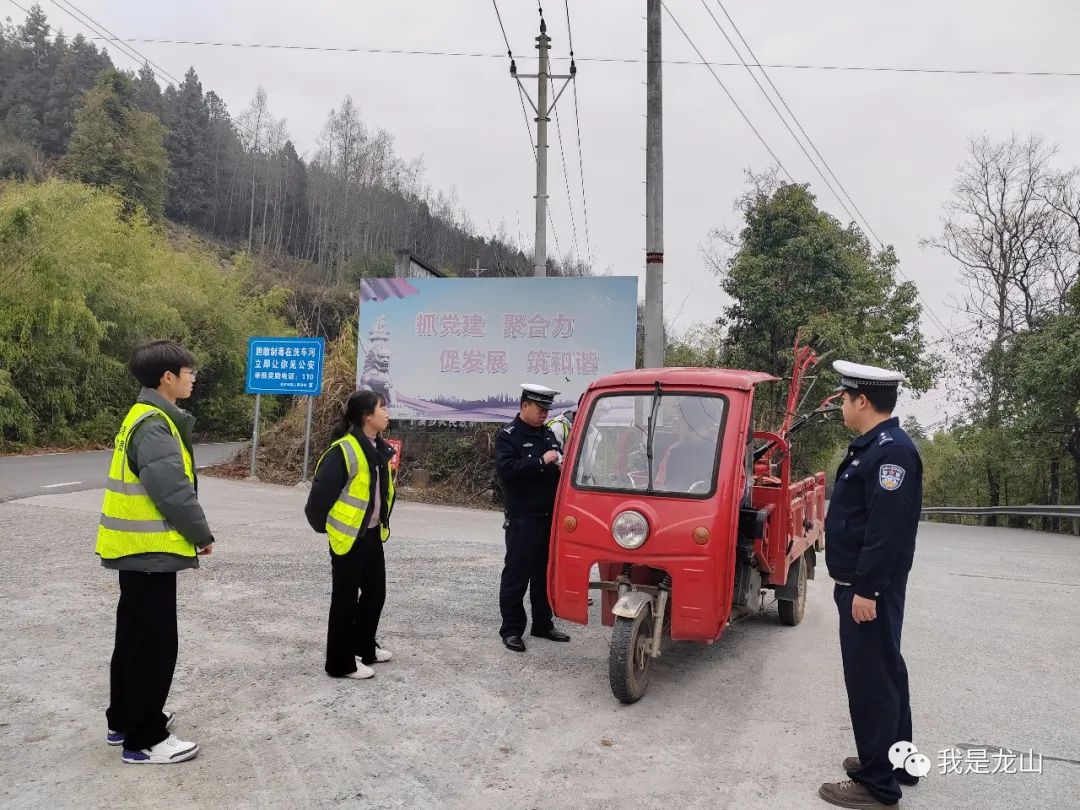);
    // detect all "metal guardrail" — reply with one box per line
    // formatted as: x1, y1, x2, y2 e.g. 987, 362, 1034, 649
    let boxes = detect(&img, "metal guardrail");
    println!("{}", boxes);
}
922, 505, 1080, 519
